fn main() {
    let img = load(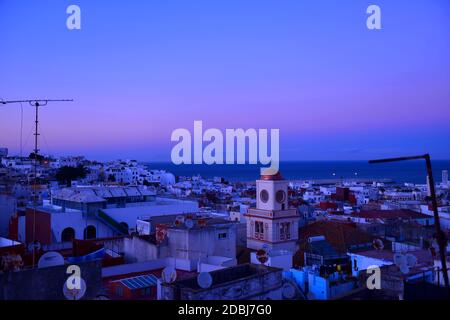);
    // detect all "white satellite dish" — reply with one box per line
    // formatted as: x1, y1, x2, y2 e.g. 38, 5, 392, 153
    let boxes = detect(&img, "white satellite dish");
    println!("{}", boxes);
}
399, 264, 410, 275
175, 215, 185, 224
373, 239, 384, 250
405, 253, 418, 268
185, 219, 194, 229
282, 282, 296, 299
38, 251, 64, 268
256, 248, 269, 264
393, 253, 406, 266
161, 266, 177, 283
63, 277, 86, 300
197, 272, 213, 289
393, 252, 413, 274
